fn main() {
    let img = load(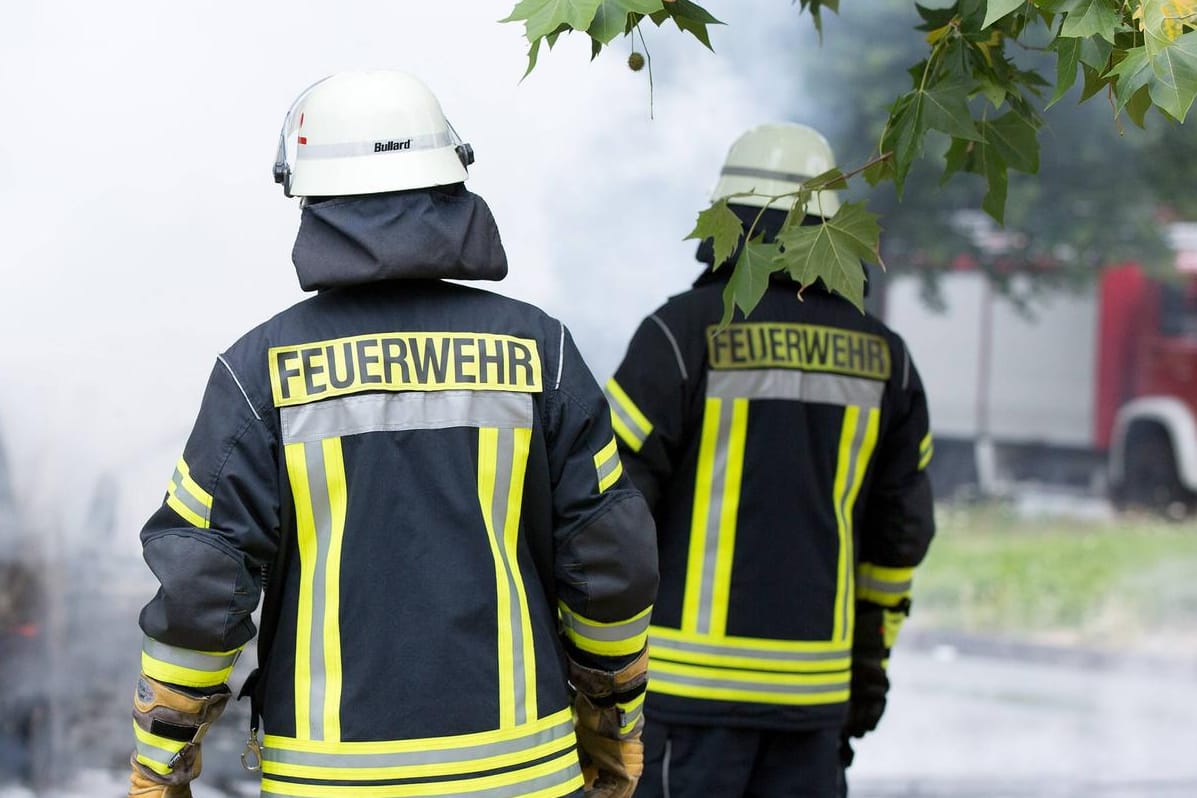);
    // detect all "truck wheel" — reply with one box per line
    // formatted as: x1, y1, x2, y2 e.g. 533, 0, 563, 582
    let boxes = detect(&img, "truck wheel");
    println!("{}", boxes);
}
1122, 424, 1194, 520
